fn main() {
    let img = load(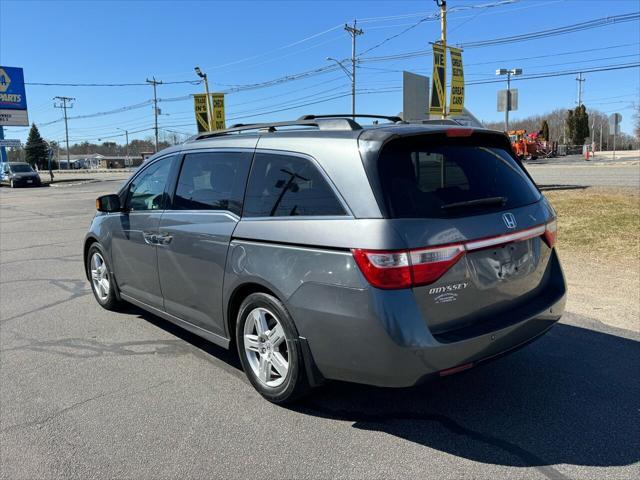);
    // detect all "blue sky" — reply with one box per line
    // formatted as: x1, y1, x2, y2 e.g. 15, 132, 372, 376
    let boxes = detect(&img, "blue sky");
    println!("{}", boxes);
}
2, 0, 639, 145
